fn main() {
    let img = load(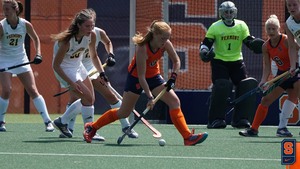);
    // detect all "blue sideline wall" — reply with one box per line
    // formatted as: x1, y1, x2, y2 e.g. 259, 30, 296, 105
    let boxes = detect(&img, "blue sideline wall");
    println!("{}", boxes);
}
135, 91, 300, 126
170, 92, 300, 126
